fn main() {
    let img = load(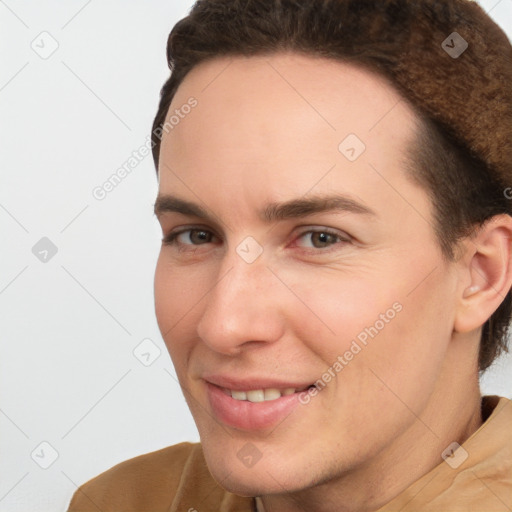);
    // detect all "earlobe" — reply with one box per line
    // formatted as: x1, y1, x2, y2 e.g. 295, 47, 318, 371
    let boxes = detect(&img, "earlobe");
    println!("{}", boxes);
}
454, 215, 512, 334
